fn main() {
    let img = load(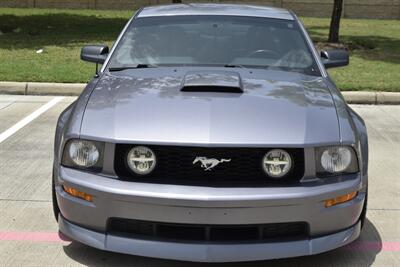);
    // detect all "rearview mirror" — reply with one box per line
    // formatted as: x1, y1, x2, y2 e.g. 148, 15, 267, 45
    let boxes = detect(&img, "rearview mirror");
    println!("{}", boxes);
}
321, 49, 349, 69
81, 45, 109, 64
